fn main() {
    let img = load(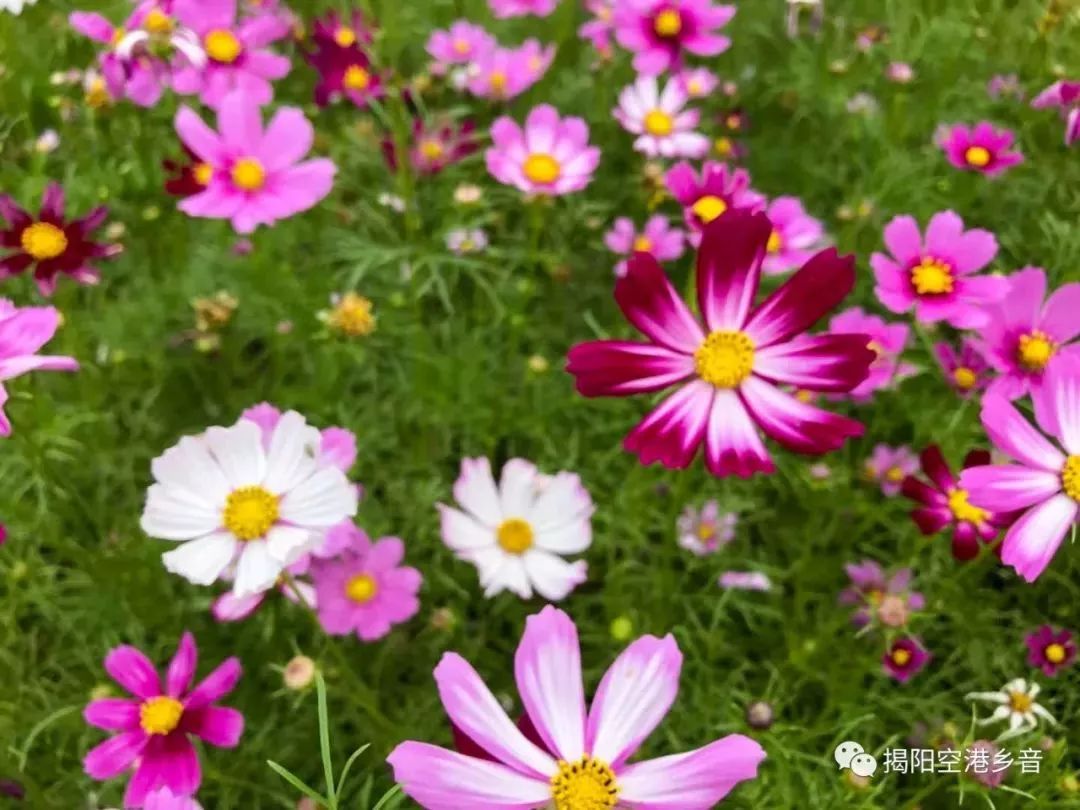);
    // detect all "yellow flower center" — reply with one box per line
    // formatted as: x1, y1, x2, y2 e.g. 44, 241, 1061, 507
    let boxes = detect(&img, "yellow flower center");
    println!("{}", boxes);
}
694, 330, 755, 388
1063, 455, 1080, 502
643, 109, 673, 136
947, 488, 988, 525
714, 137, 733, 157
489, 71, 508, 95
885, 466, 906, 483
330, 293, 376, 336
496, 518, 534, 555
193, 162, 213, 186
452, 38, 470, 54
892, 648, 912, 666
86, 77, 110, 108
343, 65, 370, 90
687, 79, 702, 95
867, 588, 884, 605
965, 146, 992, 167
204, 29, 242, 63
345, 573, 378, 603
143, 8, 173, 34
653, 9, 682, 36
419, 139, 444, 160
1046, 643, 1067, 664
231, 157, 265, 191
139, 696, 184, 735
696, 523, 715, 540
334, 26, 357, 47
1009, 690, 1034, 713
766, 230, 782, 253
1017, 331, 1056, 372
551, 756, 619, 810
910, 257, 954, 295
632, 235, 653, 253
20, 222, 68, 261
223, 485, 279, 541
691, 195, 727, 224
953, 367, 977, 389
523, 153, 561, 184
